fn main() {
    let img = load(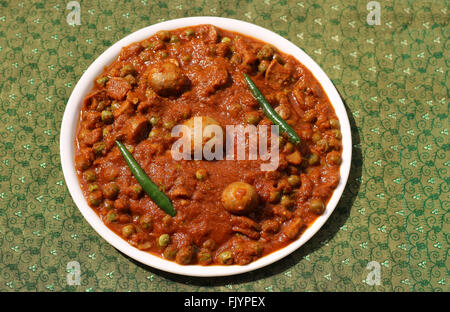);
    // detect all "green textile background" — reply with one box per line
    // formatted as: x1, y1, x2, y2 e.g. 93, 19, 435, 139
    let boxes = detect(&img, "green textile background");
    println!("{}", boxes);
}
0, 0, 448, 292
